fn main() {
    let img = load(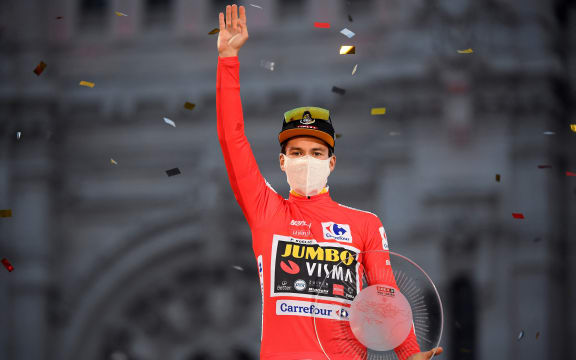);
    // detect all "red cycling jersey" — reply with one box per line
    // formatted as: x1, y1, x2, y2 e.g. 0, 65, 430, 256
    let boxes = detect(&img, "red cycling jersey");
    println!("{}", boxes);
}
216, 56, 421, 360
